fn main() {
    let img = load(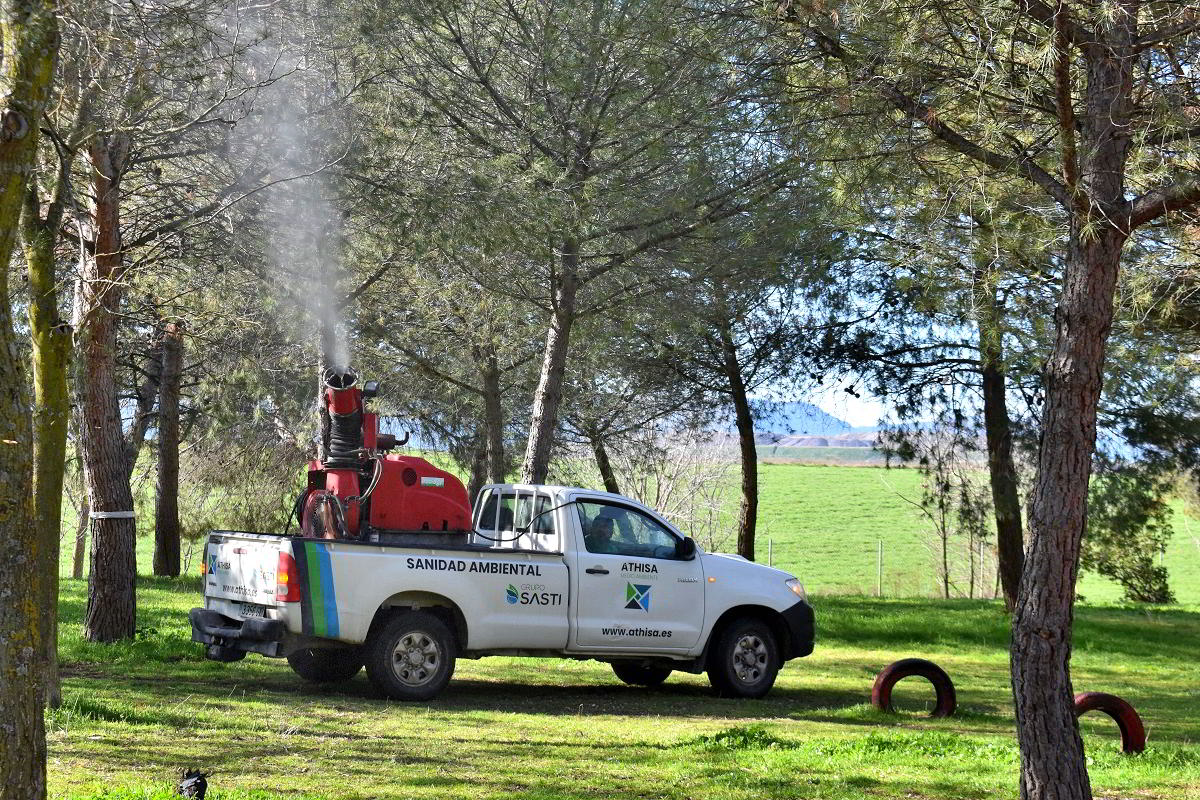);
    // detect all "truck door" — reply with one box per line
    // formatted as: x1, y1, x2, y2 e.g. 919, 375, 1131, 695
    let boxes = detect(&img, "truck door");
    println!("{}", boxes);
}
567, 498, 704, 650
